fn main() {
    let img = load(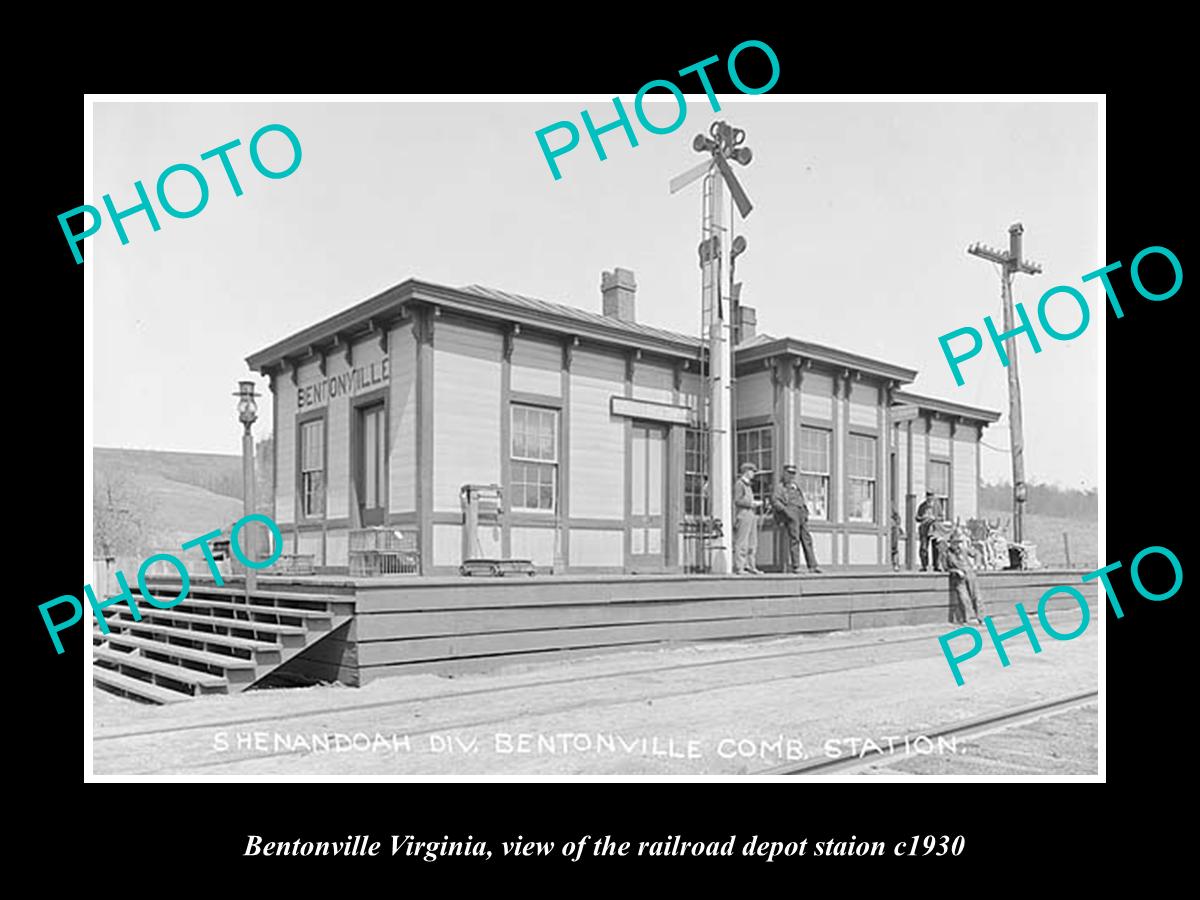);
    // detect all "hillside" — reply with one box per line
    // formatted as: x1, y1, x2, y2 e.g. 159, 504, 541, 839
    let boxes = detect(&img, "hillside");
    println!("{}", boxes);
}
94, 447, 243, 500
93, 446, 272, 567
